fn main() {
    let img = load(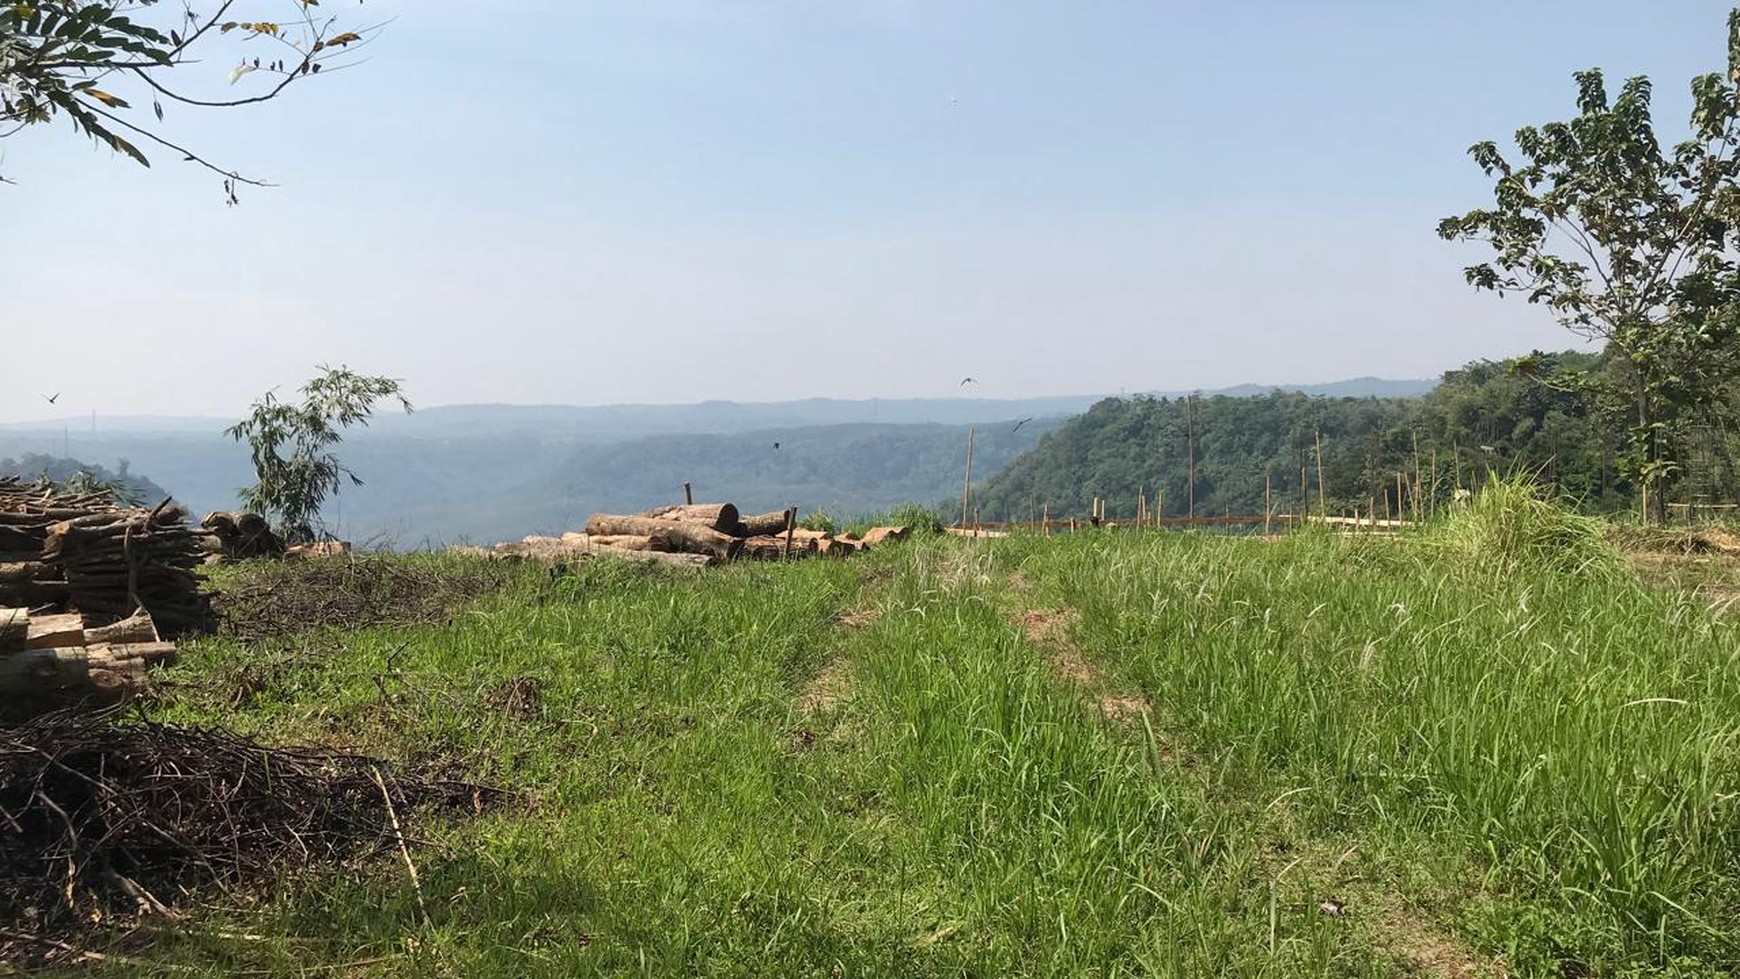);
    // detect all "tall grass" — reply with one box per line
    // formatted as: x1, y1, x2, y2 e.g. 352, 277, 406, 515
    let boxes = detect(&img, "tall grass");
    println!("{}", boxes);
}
95, 494, 1740, 976
1015, 492, 1740, 975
